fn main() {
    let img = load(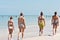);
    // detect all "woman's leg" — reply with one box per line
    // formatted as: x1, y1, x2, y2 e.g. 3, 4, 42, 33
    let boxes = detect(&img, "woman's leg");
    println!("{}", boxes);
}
40, 27, 42, 35
8, 29, 12, 40
39, 26, 41, 36
11, 34, 12, 38
21, 28, 24, 38
8, 33, 11, 40
53, 25, 55, 35
55, 25, 57, 34
18, 29, 21, 40
8, 34, 9, 40
41, 27, 44, 34
8, 30, 10, 40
